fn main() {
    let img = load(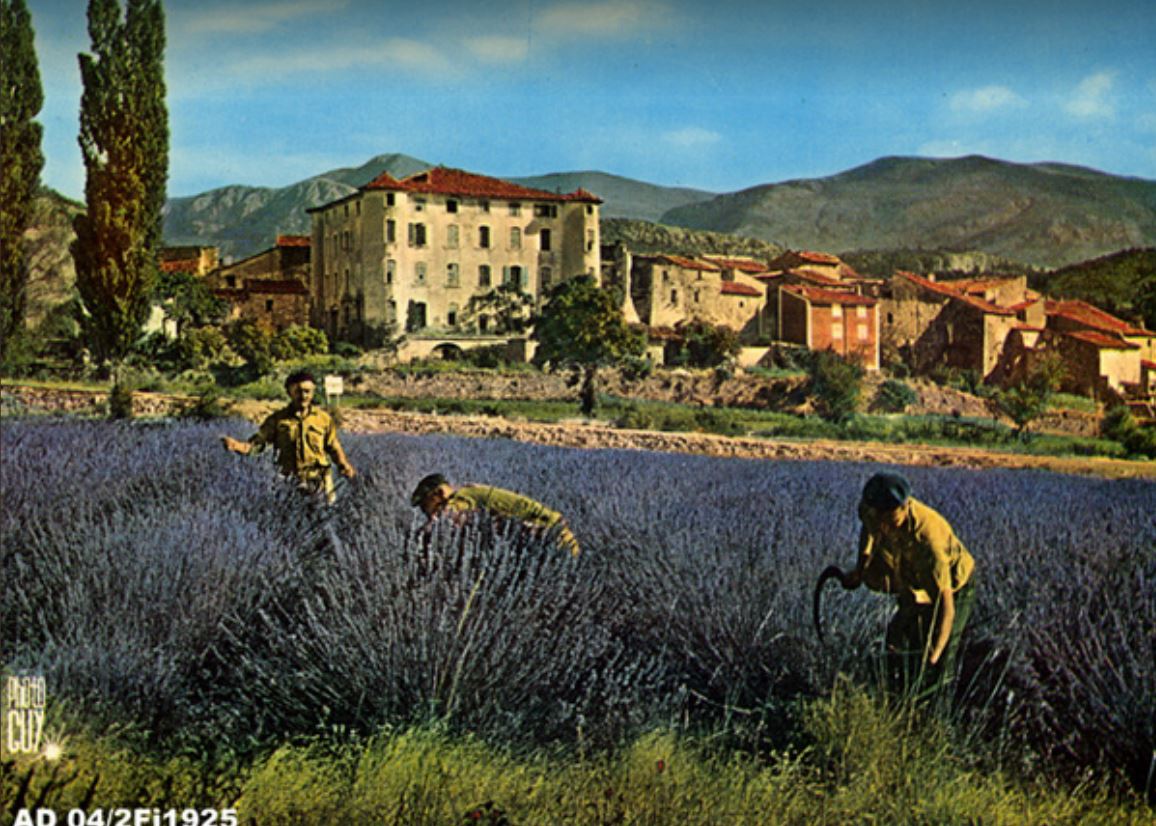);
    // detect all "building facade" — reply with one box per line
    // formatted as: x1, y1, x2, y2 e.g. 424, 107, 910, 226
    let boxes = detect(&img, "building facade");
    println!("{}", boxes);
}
308, 166, 602, 345
208, 235, 312, 332
778, 285, 880, 369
